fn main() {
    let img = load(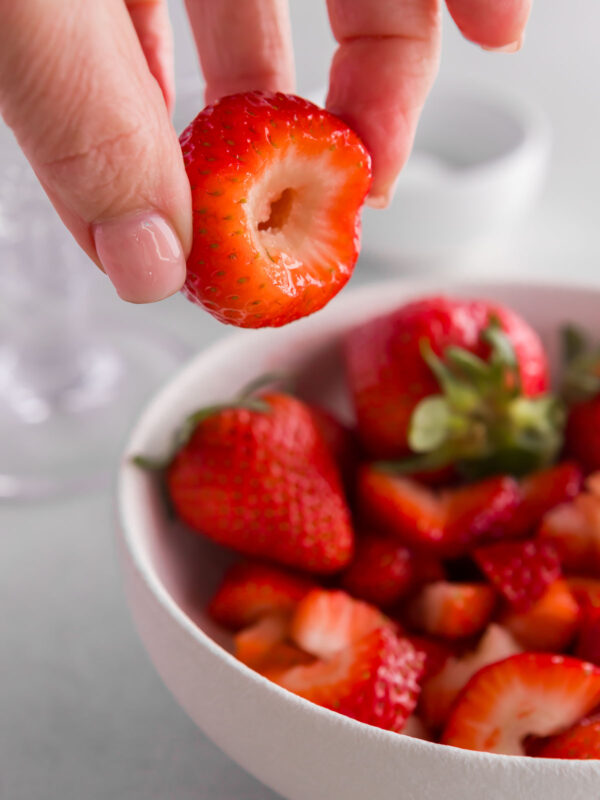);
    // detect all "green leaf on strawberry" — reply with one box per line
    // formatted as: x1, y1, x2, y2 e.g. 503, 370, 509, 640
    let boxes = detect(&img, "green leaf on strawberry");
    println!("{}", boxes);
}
382, 318, 565, 479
